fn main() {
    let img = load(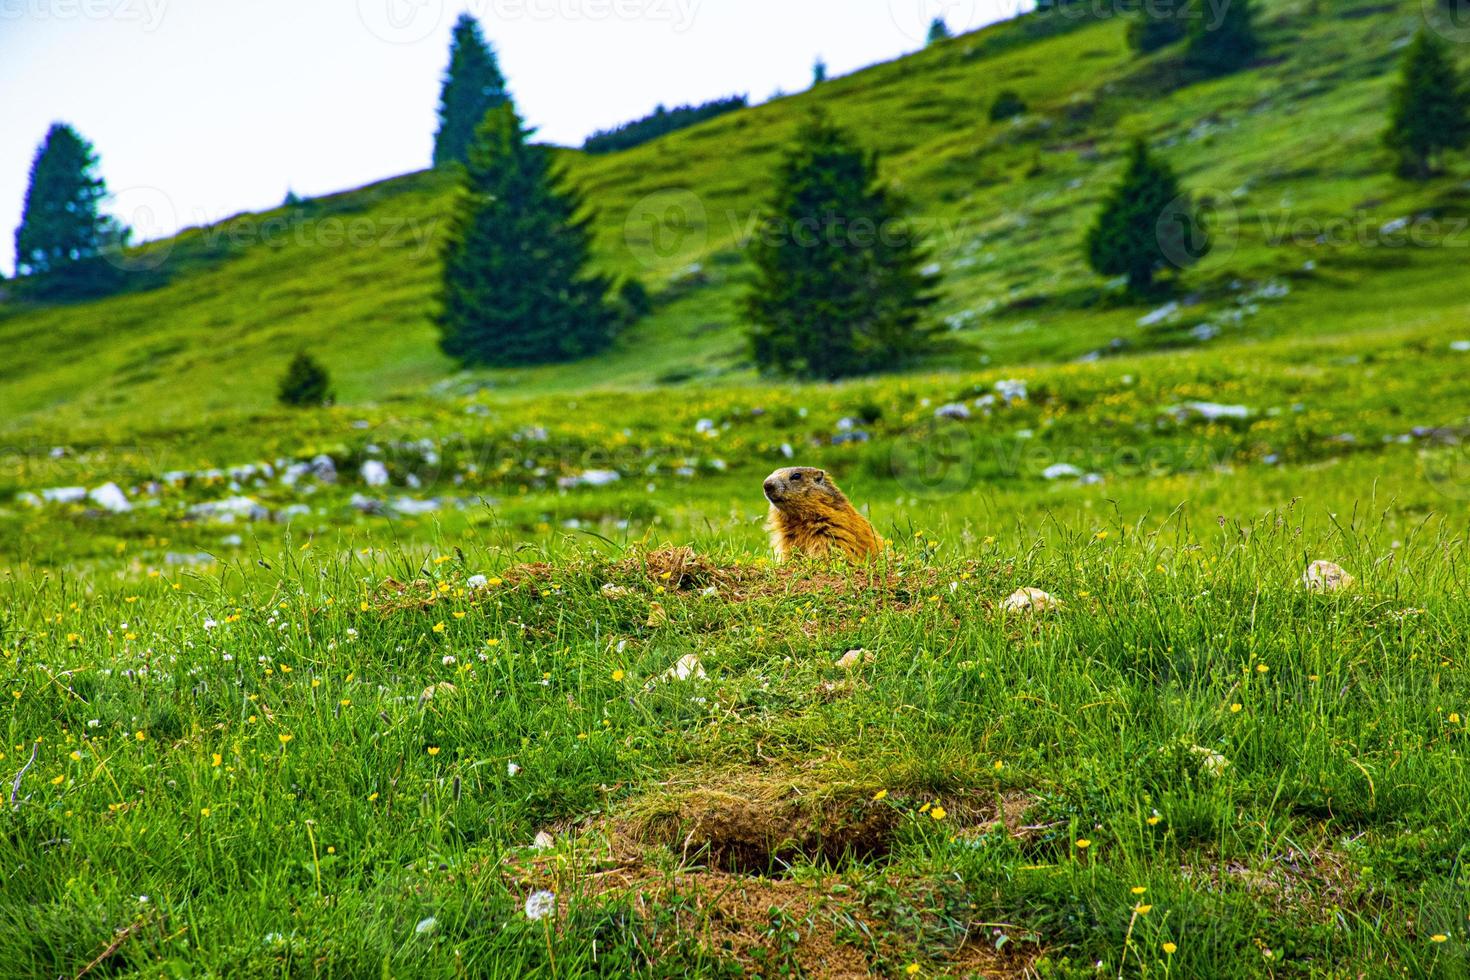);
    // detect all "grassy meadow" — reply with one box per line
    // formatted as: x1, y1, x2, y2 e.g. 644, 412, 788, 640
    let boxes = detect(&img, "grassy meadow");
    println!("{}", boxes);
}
6, 0, 1470, 976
